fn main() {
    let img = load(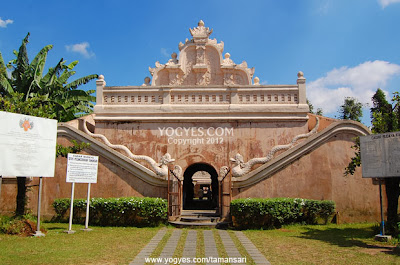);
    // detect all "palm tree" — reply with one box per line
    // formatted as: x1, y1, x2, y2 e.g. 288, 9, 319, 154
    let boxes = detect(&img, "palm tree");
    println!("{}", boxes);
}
0, 33, 97, 216
338, 97, 363, 122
